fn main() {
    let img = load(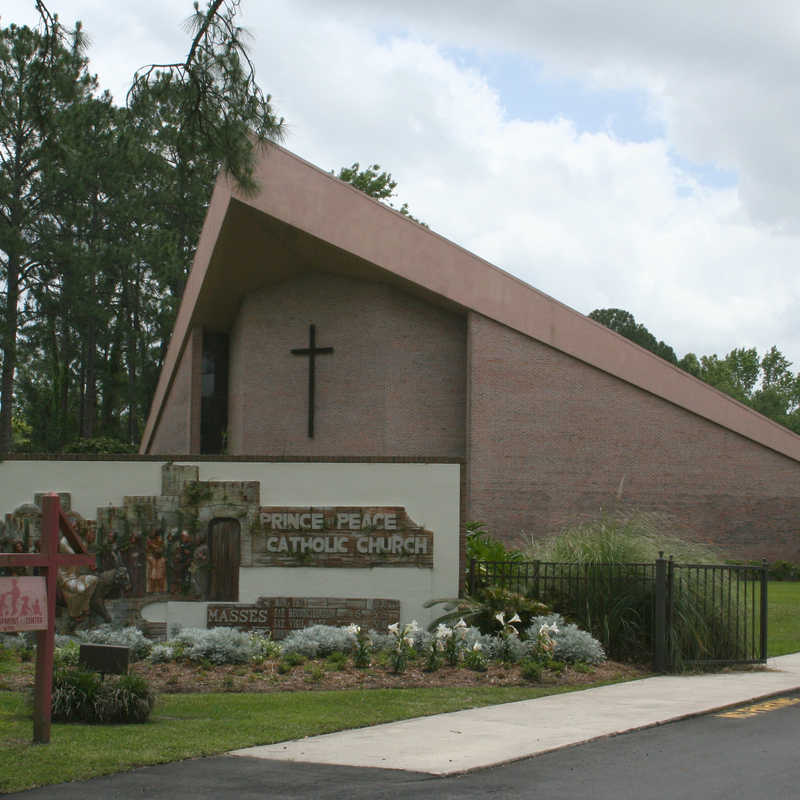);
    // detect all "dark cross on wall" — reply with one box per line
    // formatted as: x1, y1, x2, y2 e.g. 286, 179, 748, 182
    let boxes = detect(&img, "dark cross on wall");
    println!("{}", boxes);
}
291, 324, 334, 438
